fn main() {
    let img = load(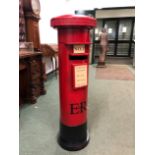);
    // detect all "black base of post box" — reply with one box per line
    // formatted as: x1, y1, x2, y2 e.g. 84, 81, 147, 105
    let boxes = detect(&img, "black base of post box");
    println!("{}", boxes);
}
57, 122, 89, 151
